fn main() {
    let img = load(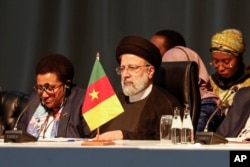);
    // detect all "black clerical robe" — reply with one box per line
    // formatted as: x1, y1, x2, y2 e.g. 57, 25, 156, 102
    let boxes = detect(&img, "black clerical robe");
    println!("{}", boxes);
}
100, 85, 181, 140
